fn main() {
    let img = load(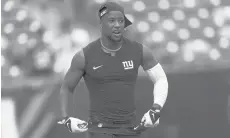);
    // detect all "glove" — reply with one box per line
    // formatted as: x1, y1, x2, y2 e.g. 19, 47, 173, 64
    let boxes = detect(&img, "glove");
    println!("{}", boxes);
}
133, 121, 148, 133
57, 116, 88, 133
140, 107, 160, 128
